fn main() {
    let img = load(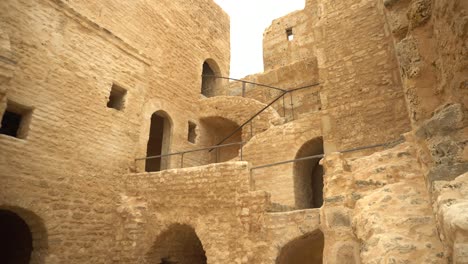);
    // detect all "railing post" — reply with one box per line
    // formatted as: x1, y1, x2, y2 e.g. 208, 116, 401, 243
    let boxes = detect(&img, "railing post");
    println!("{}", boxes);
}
180, 153, 184, 168
289, 91, 295, 121
240, 143, 243, 161
282, 93, 286, 117
242, 82, 246, 97
250, 120, 253, 139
